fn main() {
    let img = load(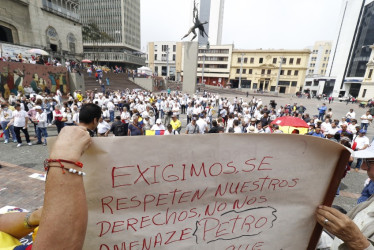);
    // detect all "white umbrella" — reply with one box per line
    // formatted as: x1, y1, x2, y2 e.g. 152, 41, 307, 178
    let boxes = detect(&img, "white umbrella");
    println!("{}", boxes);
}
28, 49, 49, 56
